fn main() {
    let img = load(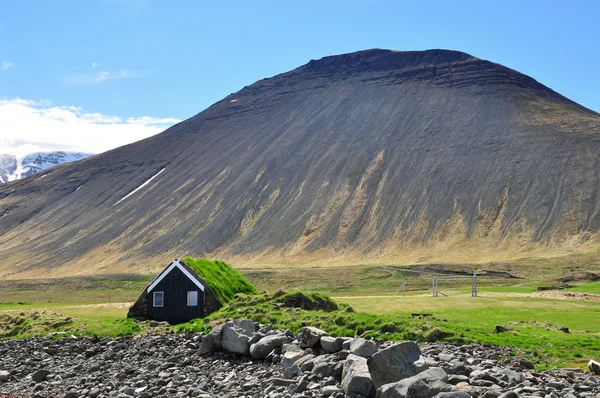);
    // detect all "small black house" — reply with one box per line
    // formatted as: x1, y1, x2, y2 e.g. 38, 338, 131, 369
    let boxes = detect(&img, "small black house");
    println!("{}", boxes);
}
127, 257, 257, 324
